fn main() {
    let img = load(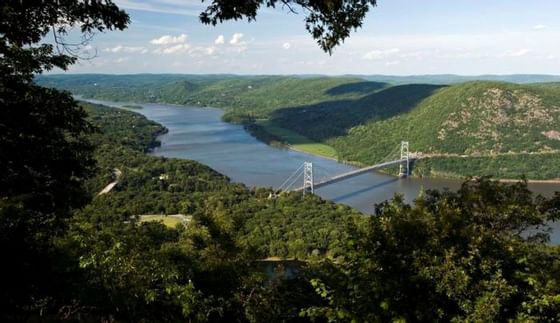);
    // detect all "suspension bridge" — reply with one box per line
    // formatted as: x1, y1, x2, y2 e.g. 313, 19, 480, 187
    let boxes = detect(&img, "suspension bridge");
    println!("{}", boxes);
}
276, 141, 412, 195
